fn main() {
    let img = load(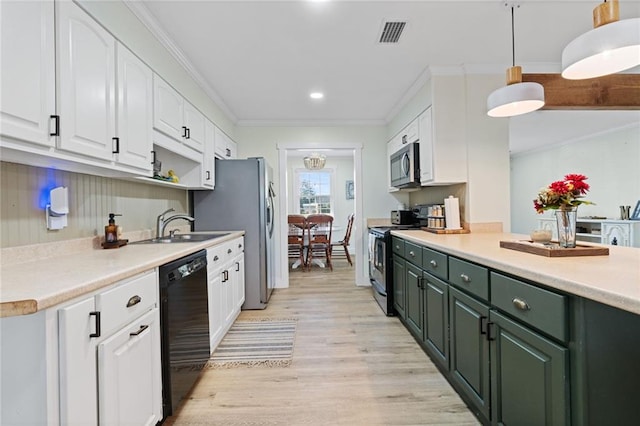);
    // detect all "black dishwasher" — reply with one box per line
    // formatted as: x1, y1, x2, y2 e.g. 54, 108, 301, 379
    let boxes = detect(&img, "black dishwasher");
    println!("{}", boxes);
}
159, 250, 209, 421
